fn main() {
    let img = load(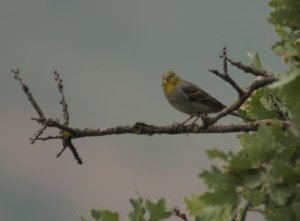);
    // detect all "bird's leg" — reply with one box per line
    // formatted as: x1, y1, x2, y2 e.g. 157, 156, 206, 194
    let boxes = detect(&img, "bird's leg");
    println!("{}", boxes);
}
185, 115, 201, 135
181, 116, 194, 125
191, 115, 201, 125
173, 116, 194, 132
200, 114, 209, 129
